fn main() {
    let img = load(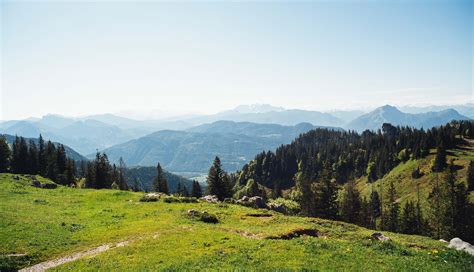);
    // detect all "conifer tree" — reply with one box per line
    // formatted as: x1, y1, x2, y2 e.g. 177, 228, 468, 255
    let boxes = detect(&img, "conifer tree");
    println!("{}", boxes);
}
27, 140, 38, 174
432, 144, 447, 172
38, 134, 46, 176
206, 156, 232, 200
381, 181, 399, 232
0, 135, 11, 172
153, 163, 169, 194
339, 180, 361, 224
370, 190, 381, 228
316, 178, 339, 220
293, 161, 315, 216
